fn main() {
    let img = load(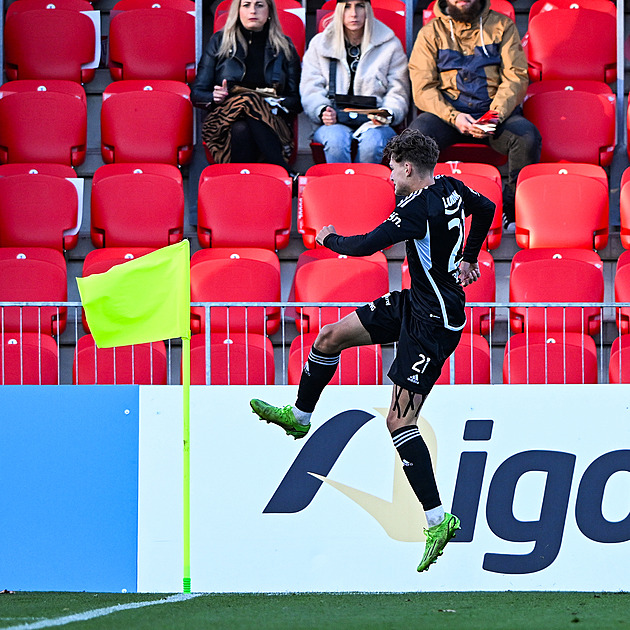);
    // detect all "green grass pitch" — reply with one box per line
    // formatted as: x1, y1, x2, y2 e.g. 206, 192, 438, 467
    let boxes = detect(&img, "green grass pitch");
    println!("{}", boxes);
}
0, 592, 629, 629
